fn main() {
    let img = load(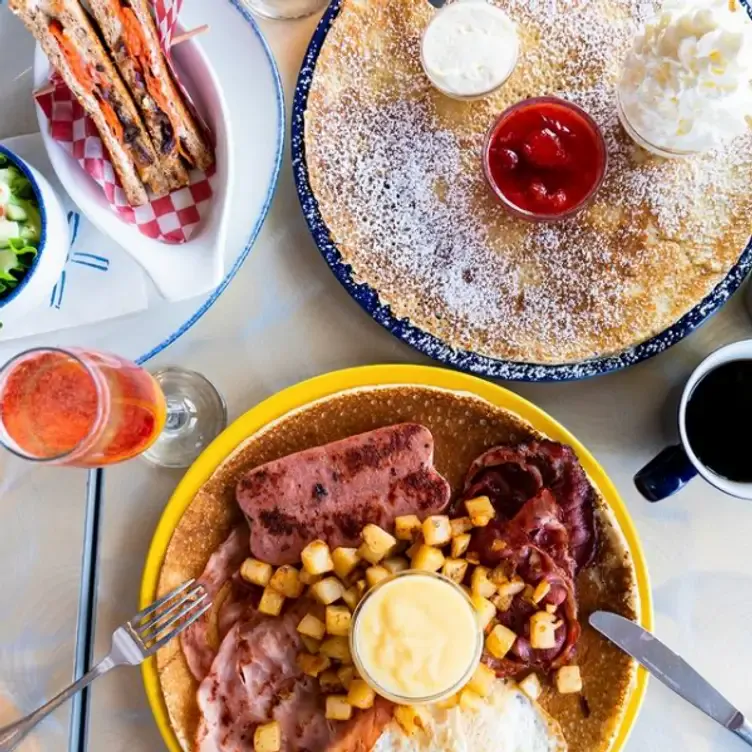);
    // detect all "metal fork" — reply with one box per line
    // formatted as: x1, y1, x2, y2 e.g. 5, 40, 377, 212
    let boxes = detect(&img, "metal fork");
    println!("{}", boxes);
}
0, 579, 210, 752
